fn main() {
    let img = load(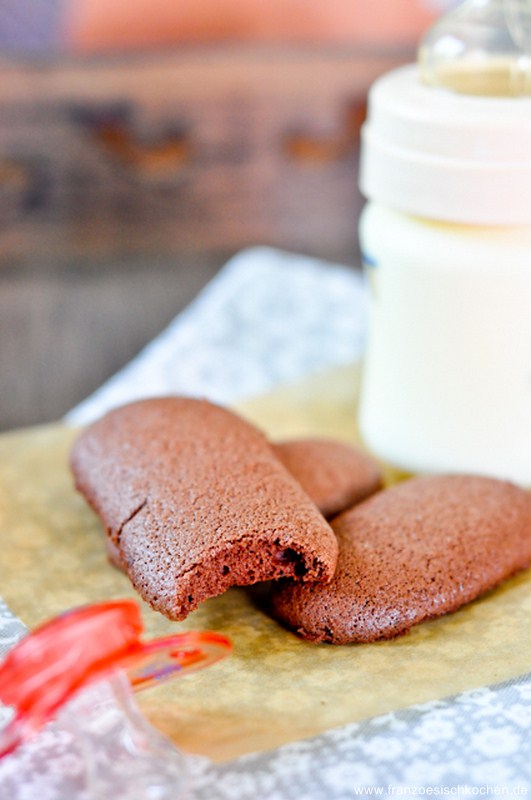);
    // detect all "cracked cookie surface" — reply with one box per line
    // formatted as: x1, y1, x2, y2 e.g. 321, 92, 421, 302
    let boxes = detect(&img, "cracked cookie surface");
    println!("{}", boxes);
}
70, 397, 338, 619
